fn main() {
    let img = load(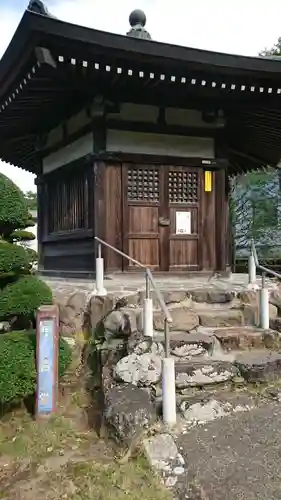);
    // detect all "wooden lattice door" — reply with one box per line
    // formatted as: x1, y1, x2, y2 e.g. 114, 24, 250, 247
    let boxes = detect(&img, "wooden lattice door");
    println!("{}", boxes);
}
168, 166, 201, 271
123, 163, 201, 271
123, 163, 163, 270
